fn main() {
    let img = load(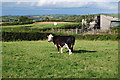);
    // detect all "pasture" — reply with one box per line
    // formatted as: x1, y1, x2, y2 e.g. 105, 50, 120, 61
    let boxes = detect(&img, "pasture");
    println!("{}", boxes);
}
2, 40, 118, 78
2, 22, 81, 34
2, 22, 78, 31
